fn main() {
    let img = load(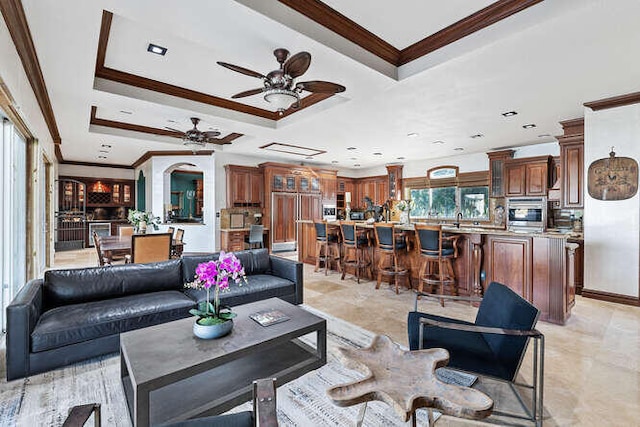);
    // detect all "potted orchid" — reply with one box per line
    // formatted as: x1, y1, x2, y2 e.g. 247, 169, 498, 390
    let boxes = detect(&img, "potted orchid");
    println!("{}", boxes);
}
127, 209, 161, 233
185, 251, 248, 339
395, 199, 415, 224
